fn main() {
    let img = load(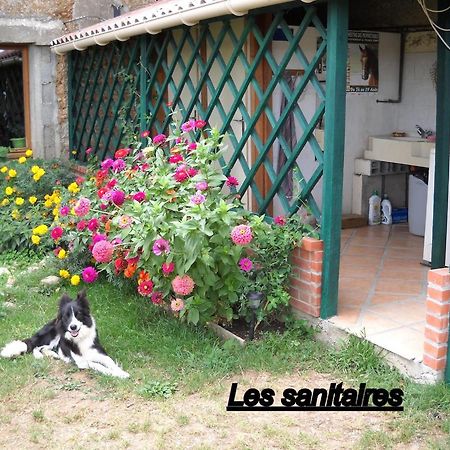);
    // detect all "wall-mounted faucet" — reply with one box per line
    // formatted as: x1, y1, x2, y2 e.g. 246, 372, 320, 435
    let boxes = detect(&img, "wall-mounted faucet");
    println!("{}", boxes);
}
416, 125, 433, 138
